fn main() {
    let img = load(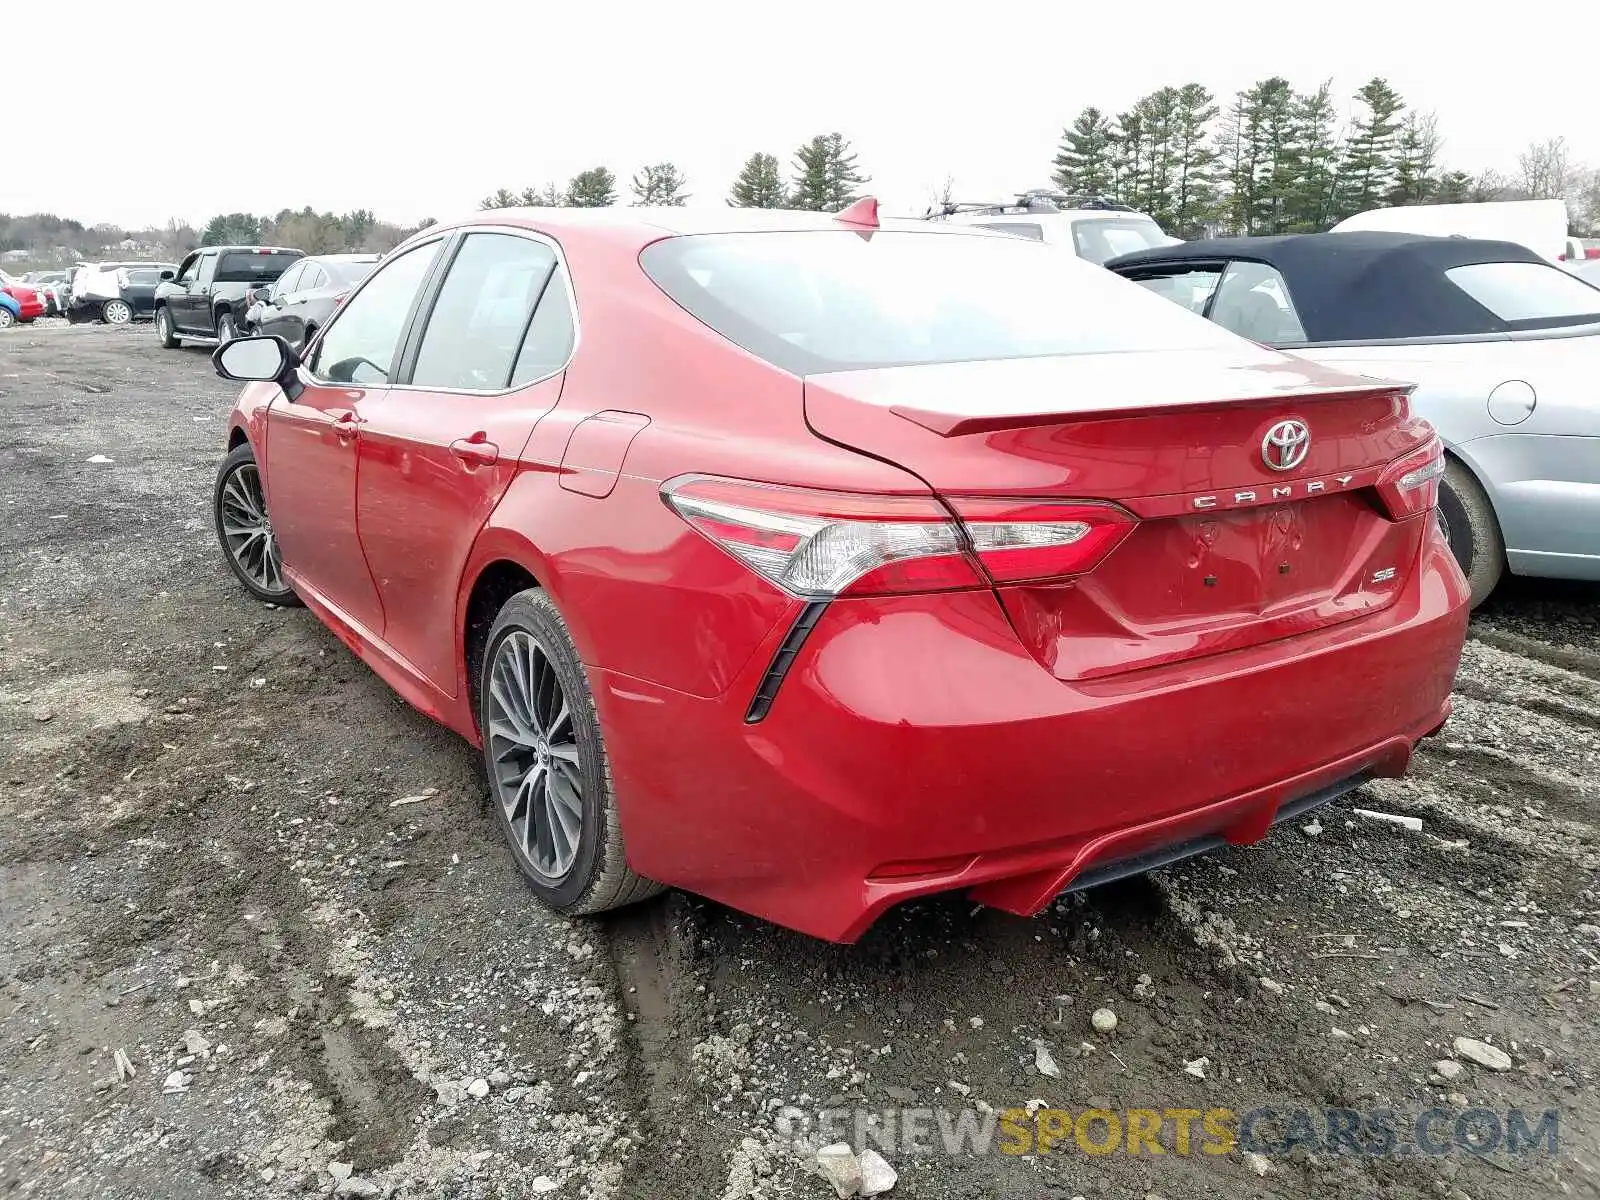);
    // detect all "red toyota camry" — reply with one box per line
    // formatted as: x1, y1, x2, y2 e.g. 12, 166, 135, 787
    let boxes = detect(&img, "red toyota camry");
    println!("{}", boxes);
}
211, 204, 1470, 942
